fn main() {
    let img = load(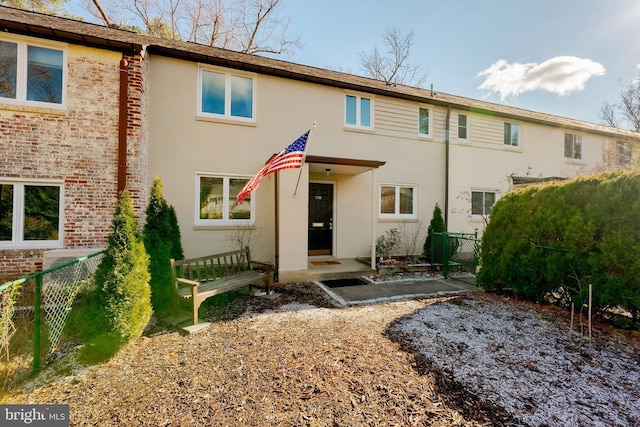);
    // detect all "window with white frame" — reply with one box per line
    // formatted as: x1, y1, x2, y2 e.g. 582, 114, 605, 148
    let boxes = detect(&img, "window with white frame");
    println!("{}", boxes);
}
504, 122, 519, 147
616, 141, 632, 167
196, 174, 254, 226
345, 93, 372, 129
564, 133, 583, 160
198, 66, 255, 121
458, 114, 468, 140
0, 180, 63, 248
471, 190, 496, 216
379, 184, 416, 219
0, 35, 66, 107
418, 107, 431, 137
